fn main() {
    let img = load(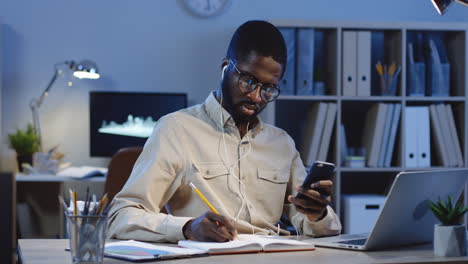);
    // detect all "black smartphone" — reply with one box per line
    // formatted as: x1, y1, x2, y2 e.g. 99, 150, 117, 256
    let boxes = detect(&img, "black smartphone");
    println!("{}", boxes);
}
296, 161, 335, 199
